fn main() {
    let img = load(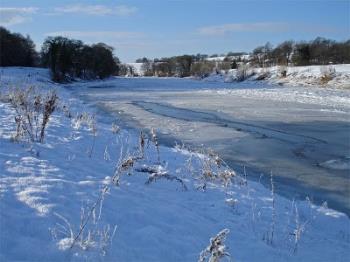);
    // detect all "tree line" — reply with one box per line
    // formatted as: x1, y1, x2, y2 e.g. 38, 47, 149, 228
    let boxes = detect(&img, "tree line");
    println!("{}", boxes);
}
1, 26, 349, 80
251, 37, 350, 67
0, 27, 119, 82
134, 37, 349, 78
0, 27, 39, 67
41, 37, 118, 82
133, 55, 228, 78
